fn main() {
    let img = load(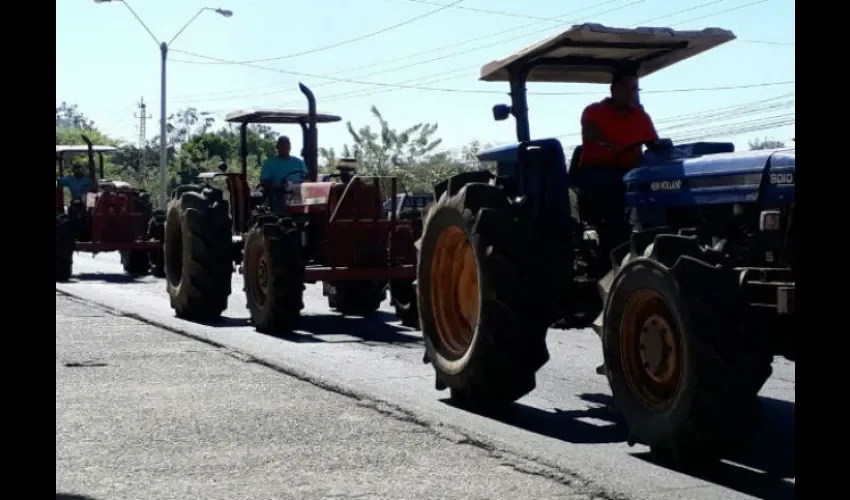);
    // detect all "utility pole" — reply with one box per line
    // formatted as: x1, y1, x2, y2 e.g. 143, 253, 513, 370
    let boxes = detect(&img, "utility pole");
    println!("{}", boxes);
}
95, 1, 233, 208
135, 97, 152, 175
